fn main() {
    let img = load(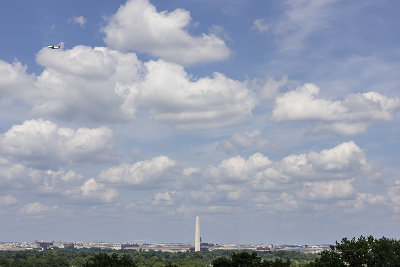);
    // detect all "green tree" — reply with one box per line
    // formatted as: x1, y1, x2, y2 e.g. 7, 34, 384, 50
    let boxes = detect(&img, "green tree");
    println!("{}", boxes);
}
84, 253, 137, 267
212, 256, 232, 267
231, 251, 262, 266
312, 236, 400, 267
